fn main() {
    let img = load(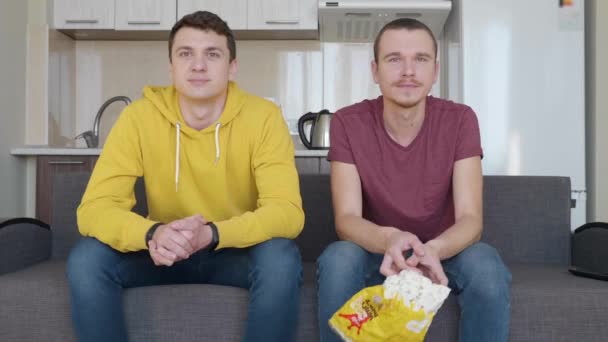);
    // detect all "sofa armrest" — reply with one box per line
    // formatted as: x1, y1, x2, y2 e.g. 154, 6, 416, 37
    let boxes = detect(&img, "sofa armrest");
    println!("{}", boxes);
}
0, 218, 51, 275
